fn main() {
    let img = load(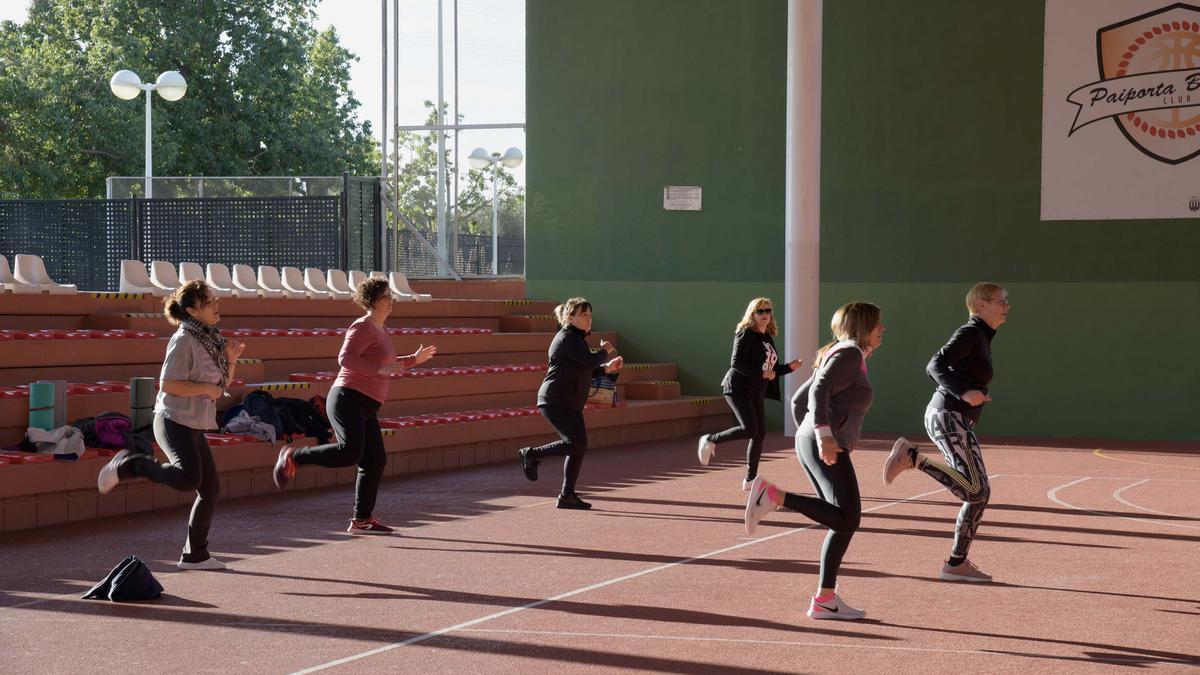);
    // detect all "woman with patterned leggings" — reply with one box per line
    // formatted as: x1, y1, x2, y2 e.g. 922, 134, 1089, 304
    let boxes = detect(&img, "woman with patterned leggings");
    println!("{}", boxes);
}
883, 282, 1010, 583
